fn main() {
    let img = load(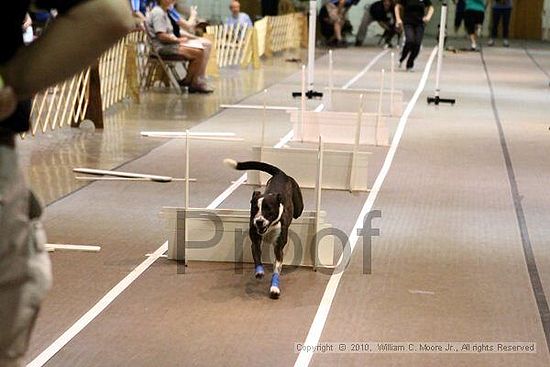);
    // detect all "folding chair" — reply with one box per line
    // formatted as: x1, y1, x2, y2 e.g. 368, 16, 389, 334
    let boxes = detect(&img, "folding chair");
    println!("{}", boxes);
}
142, 22, 189, 94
